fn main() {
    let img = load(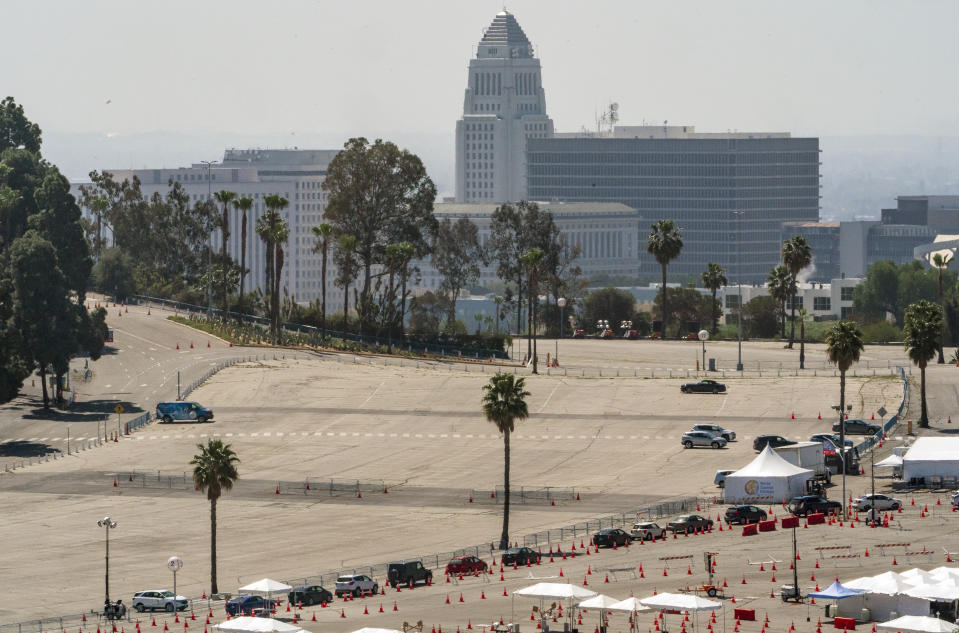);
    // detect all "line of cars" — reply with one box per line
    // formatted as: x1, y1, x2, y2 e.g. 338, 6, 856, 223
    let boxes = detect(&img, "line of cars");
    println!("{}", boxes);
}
681, 423, 736, 449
